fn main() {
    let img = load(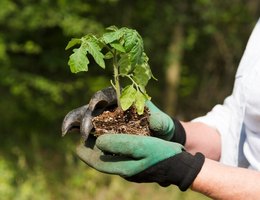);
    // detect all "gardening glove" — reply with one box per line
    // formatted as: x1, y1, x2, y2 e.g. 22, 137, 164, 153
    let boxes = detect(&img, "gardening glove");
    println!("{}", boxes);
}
145, 101, 186, 144
76, 134, 205, 191
62, 87, 117, 140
